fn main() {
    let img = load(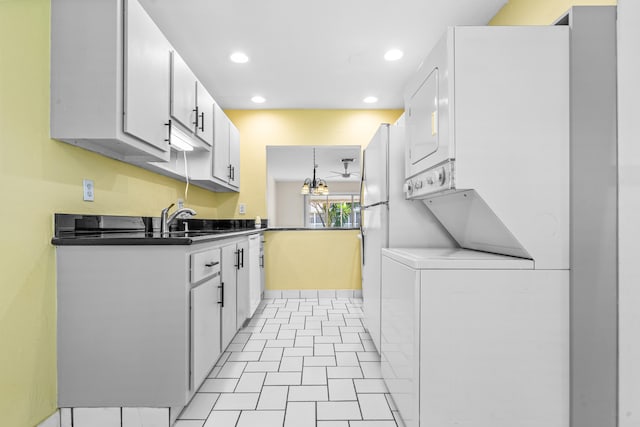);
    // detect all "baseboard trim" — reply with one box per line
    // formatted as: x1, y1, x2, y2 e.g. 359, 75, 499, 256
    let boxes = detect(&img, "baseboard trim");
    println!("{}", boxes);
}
263, 289, 363, 299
